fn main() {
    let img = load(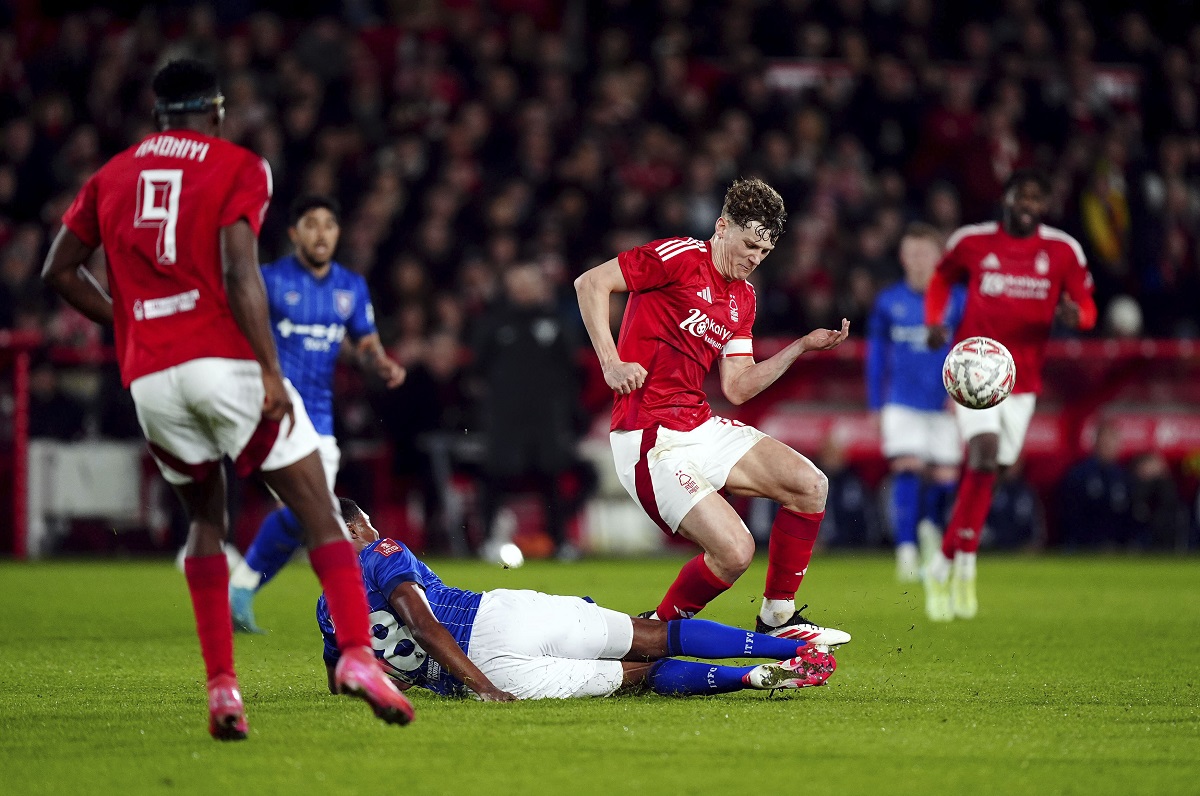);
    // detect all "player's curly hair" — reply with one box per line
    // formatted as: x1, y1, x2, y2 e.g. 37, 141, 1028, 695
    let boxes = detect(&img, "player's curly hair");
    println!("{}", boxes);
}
152, 59, 220, 105
339, 497, 364, 525
720, 178, 787, 244
1004, 168, 1050, 195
